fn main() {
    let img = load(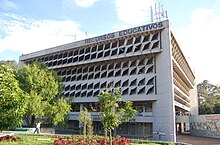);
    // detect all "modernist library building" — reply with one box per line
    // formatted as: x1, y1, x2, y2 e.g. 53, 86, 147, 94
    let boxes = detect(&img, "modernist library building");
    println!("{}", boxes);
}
19, 20, 198, 141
